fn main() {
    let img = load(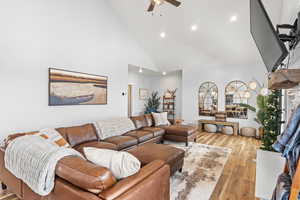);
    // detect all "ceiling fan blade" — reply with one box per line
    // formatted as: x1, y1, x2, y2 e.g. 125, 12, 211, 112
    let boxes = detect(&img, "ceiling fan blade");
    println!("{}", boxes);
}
165, 0, 181, 7
147, 2, 155, 12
